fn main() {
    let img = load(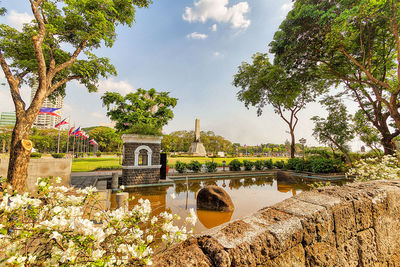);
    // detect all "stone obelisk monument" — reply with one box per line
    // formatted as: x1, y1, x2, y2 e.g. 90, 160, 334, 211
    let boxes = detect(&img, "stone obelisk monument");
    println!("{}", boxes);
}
188, 118, 207, 156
